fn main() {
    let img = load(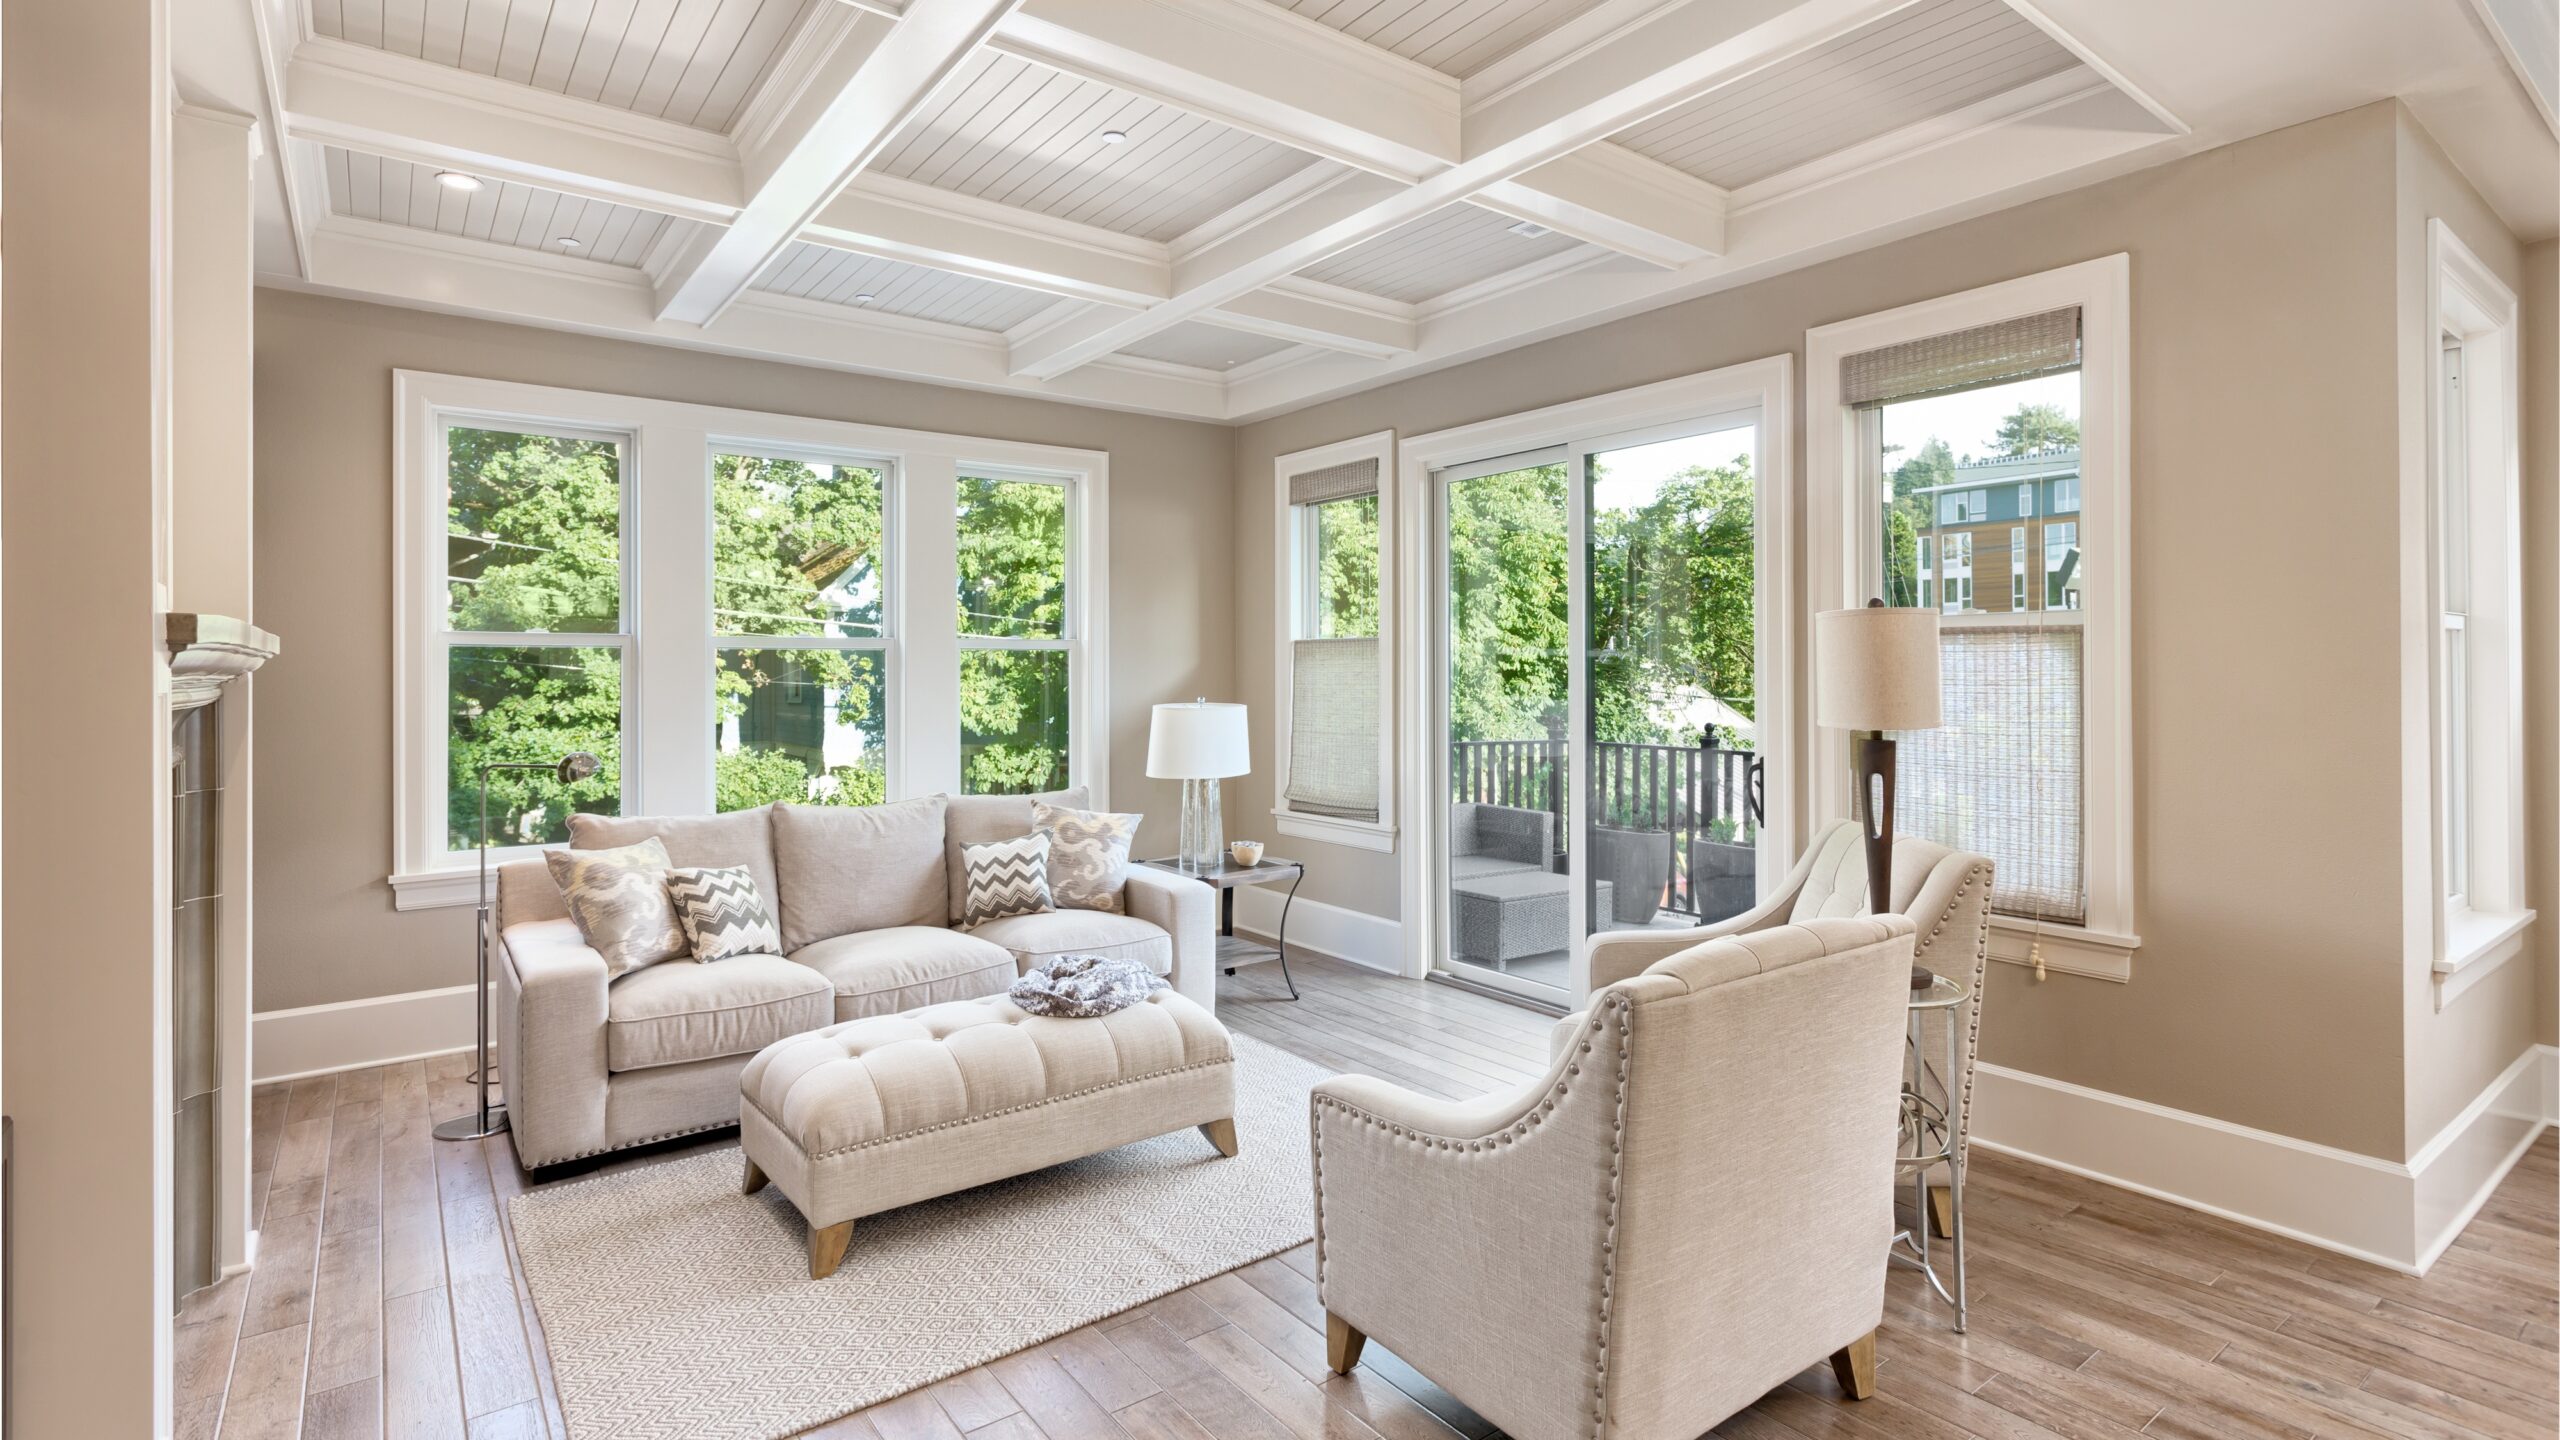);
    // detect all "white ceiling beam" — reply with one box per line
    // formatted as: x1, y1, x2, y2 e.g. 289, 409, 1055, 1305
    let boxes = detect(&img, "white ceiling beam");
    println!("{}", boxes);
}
284, 39, 744, 223
807, 174, 1167, 307
1214, 280, 1417, 359
990, 0, 1728, 268
652, 0, 1023, 326
1010, 0, 1899, 379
